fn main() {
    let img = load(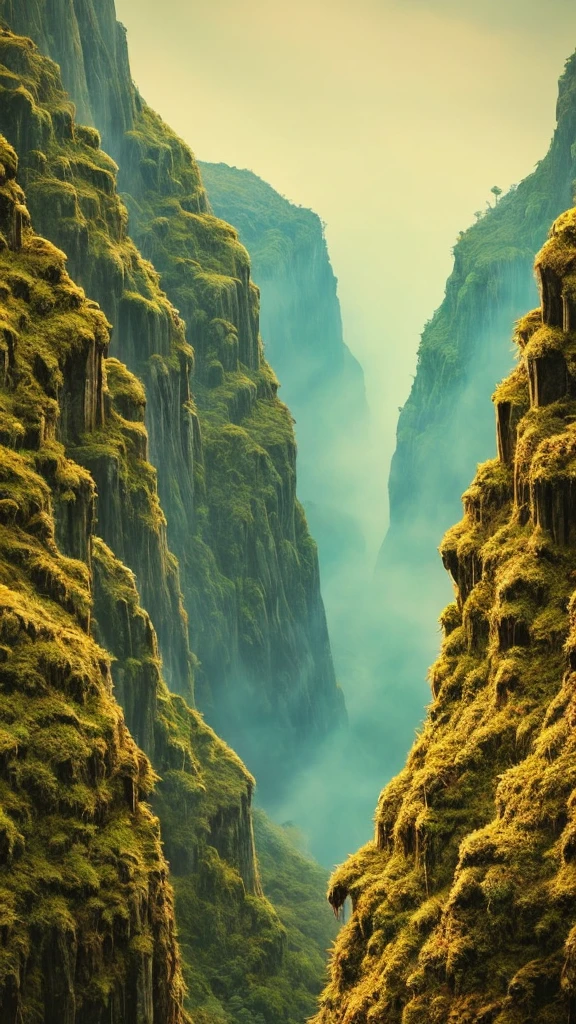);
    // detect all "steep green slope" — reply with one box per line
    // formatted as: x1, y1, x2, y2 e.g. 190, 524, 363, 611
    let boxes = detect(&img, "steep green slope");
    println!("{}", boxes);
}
0, 134, 187, 1024
315, 209, 576, 1023
0, 2, 344, 792
198, 162, 368, 574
